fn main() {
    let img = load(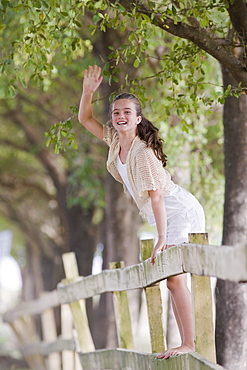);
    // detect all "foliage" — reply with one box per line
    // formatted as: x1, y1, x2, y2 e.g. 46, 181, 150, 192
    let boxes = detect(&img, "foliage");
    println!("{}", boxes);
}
0, 0, 91, 97
2, 0, 245, 245
0, 75, 106, 266
45, 106, 78, 154
141, 55, 224, 243
1, 1, 244, 98
0, 0, 230, 244
10, 0, 239, 159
